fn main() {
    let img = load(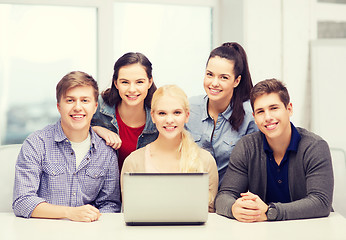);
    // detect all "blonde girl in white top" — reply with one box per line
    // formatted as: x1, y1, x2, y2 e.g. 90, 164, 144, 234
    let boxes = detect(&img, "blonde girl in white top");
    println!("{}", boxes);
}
121, 85, 218, 212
